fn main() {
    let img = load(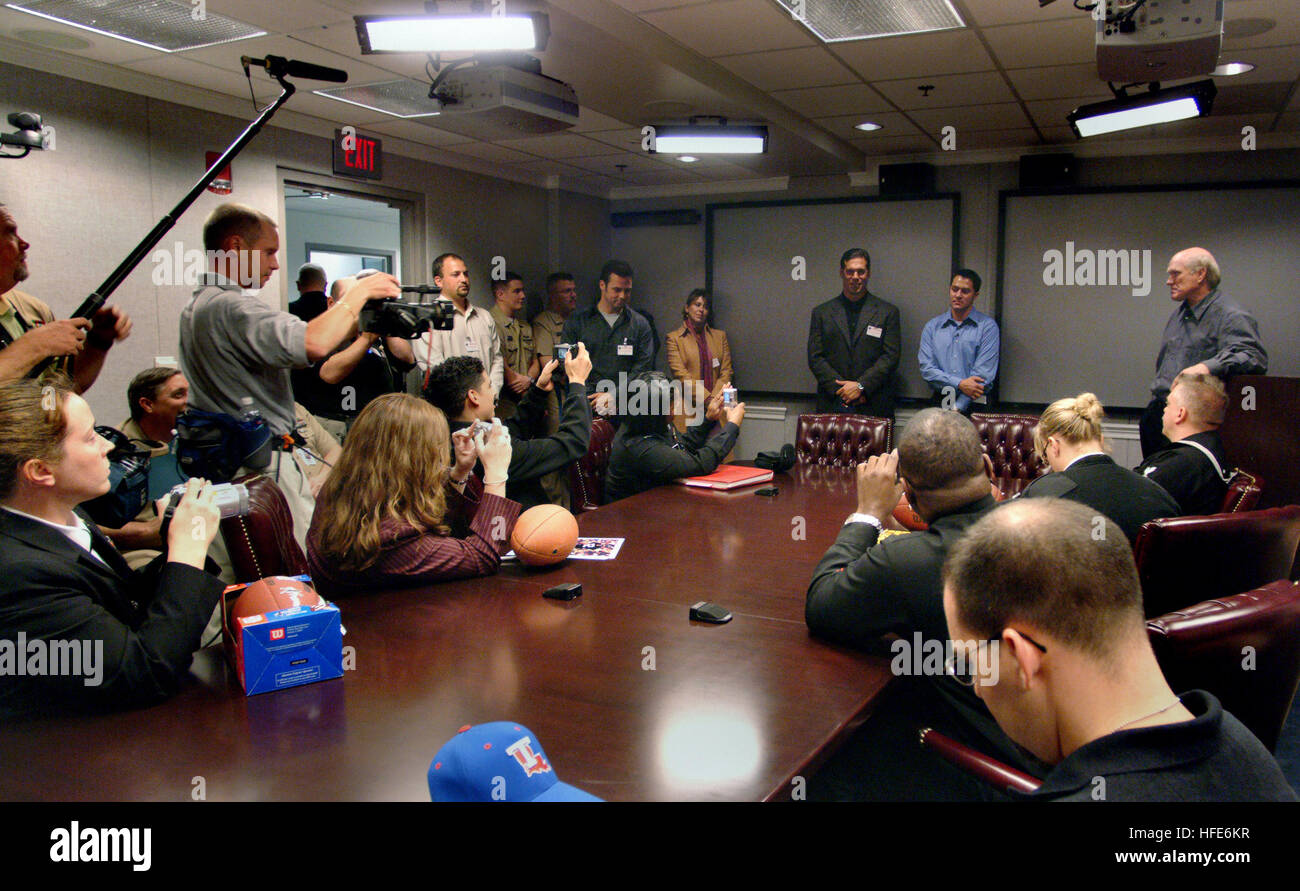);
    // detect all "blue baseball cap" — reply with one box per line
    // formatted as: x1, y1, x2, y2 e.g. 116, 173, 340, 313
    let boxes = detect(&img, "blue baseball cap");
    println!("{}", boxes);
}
428, 722, 603, 802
